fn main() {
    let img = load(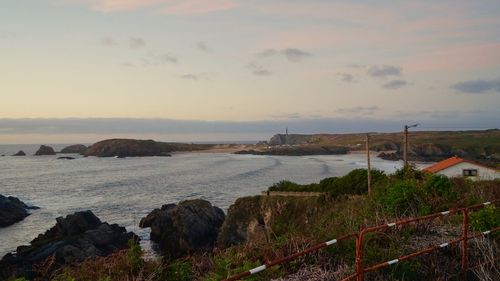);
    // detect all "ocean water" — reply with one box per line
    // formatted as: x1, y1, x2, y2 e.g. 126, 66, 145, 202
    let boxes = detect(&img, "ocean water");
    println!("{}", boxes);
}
0, 147, 407, 257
